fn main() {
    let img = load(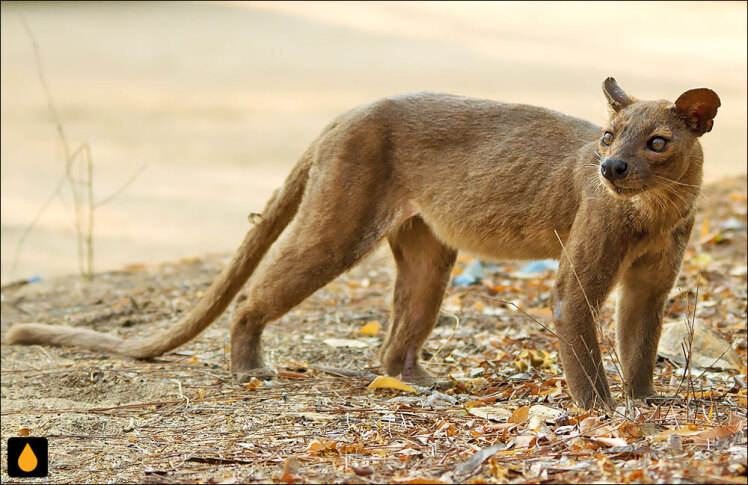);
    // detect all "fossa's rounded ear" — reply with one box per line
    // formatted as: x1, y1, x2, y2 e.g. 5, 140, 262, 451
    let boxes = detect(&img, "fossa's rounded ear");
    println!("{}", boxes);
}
673, 88, 721, 136
602, 77, 635, 113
